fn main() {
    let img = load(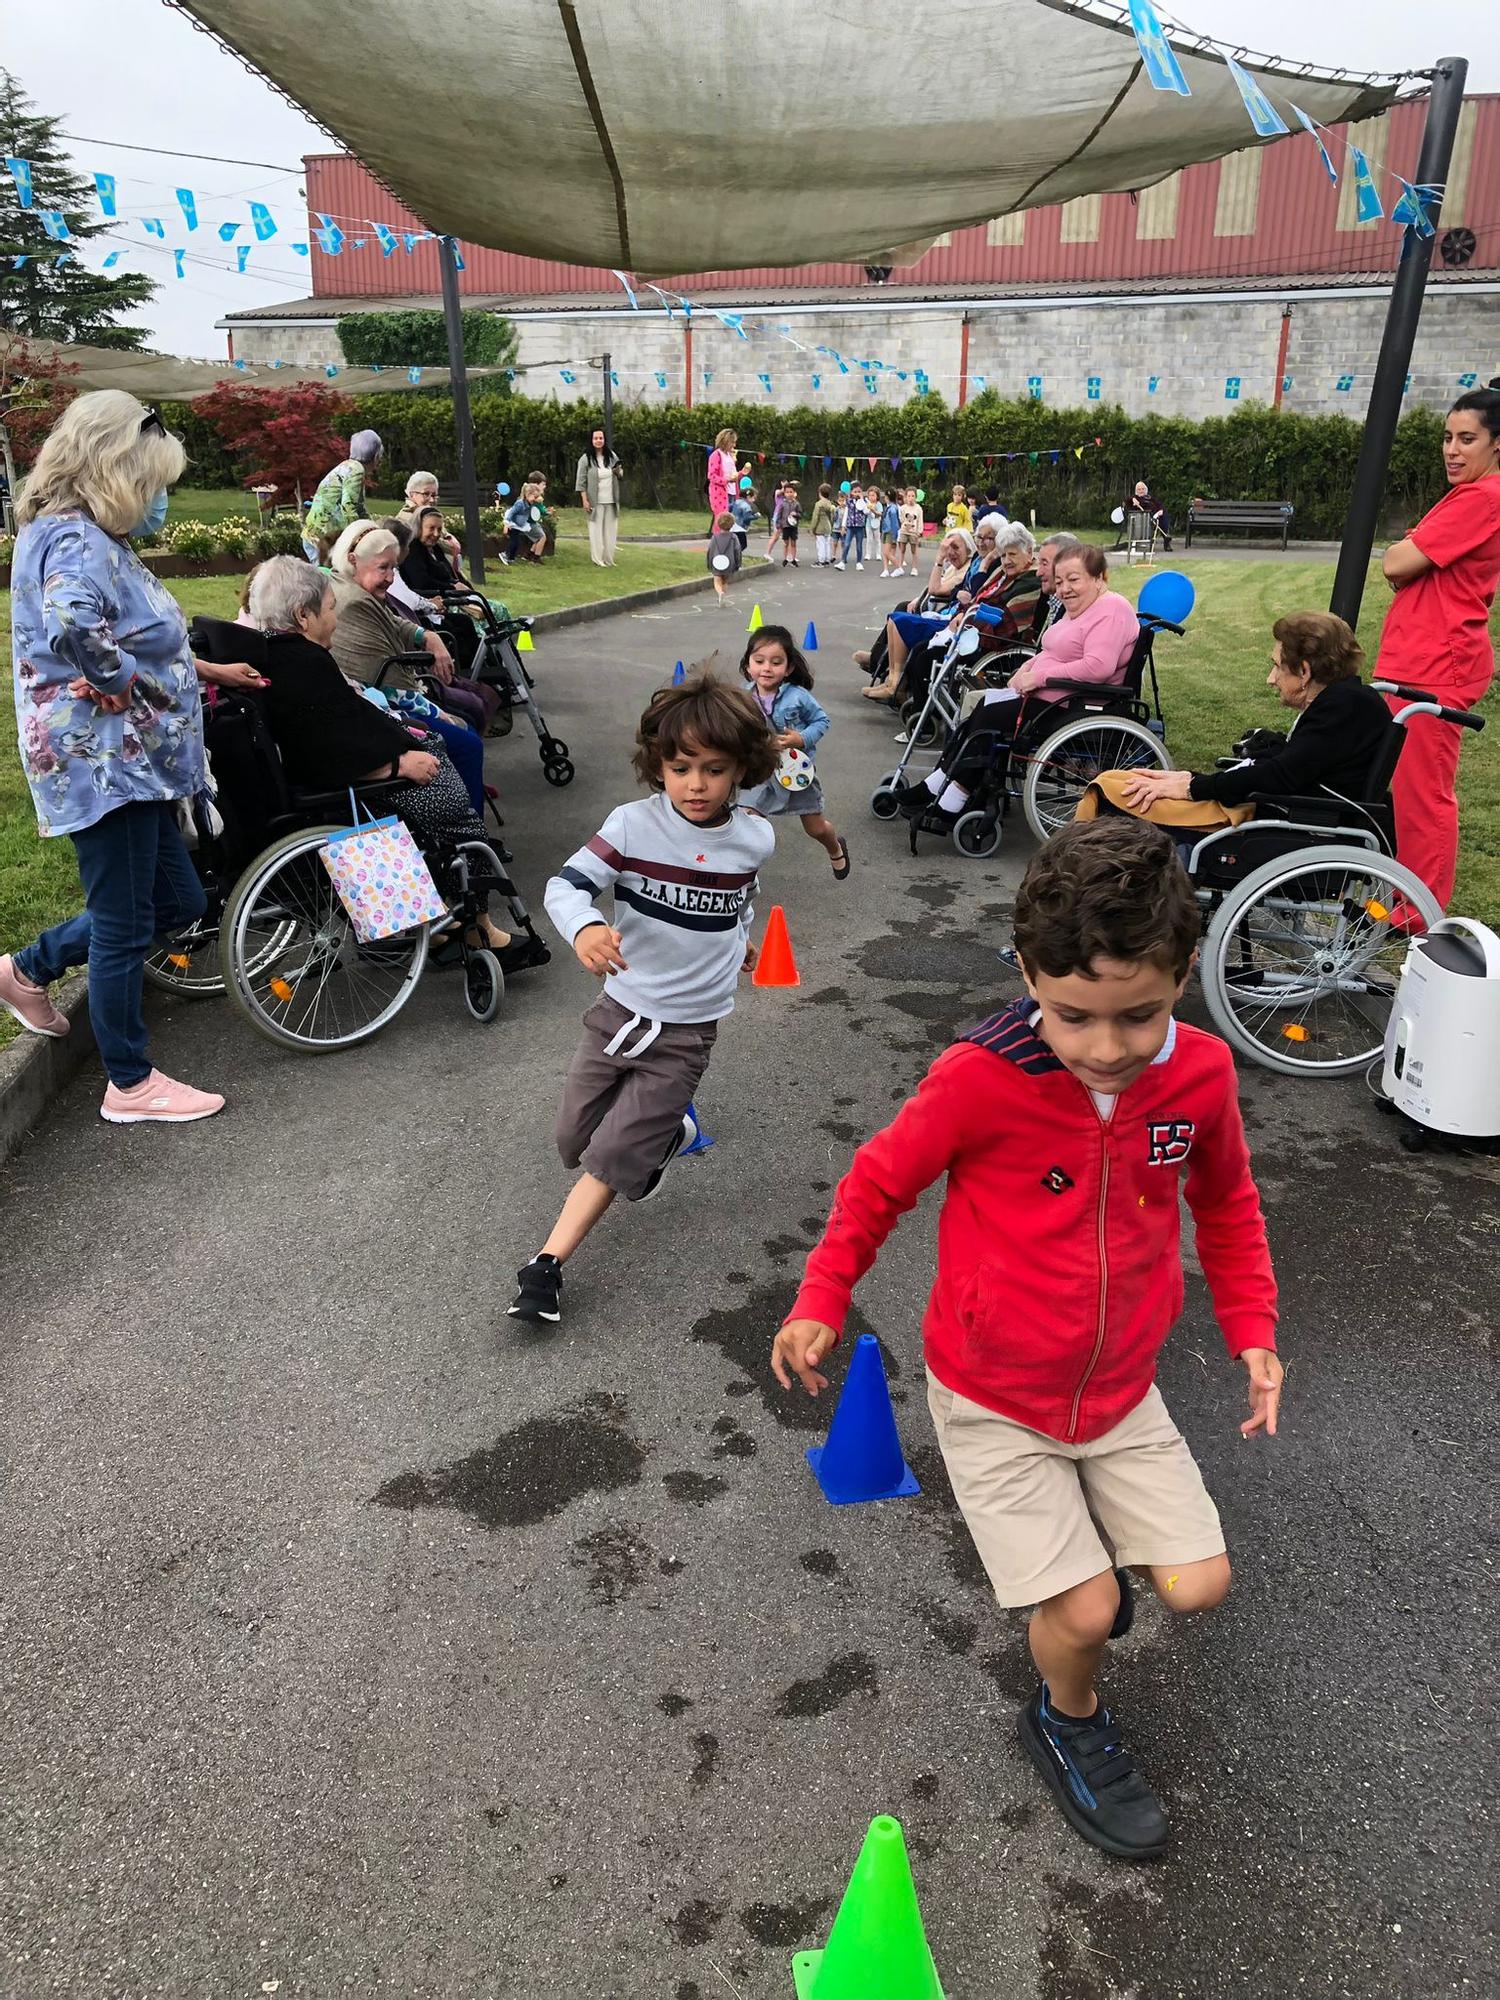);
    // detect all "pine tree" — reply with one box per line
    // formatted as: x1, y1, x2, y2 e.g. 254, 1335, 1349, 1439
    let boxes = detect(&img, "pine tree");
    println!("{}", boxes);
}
0, 68, 157, 350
